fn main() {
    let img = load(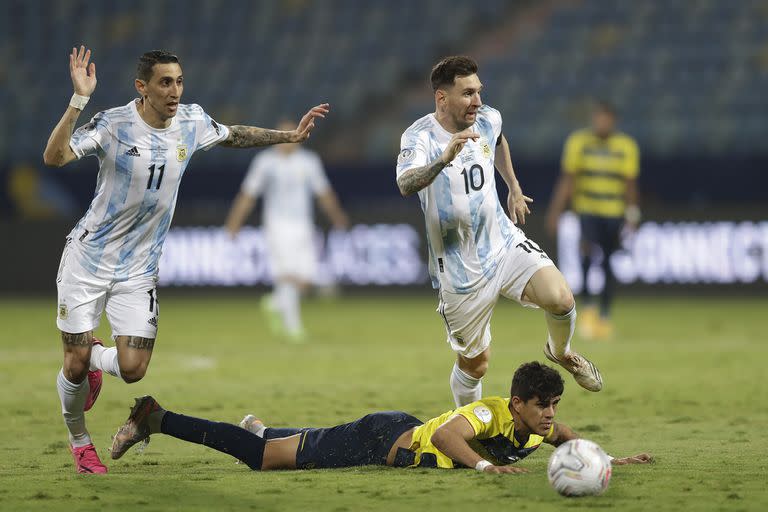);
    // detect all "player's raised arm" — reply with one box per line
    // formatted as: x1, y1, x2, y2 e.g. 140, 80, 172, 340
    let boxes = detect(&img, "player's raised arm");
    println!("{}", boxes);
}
43, 46, 97, 167
495, 134, 533, 225
430, 415, 528, 474
396, 129, 479, 196
220, 104, 330, 148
